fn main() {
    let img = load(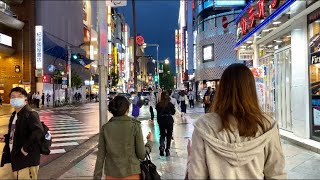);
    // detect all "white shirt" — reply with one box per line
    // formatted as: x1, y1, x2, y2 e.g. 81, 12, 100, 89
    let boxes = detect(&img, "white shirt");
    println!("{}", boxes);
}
9, 113, 18, 152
